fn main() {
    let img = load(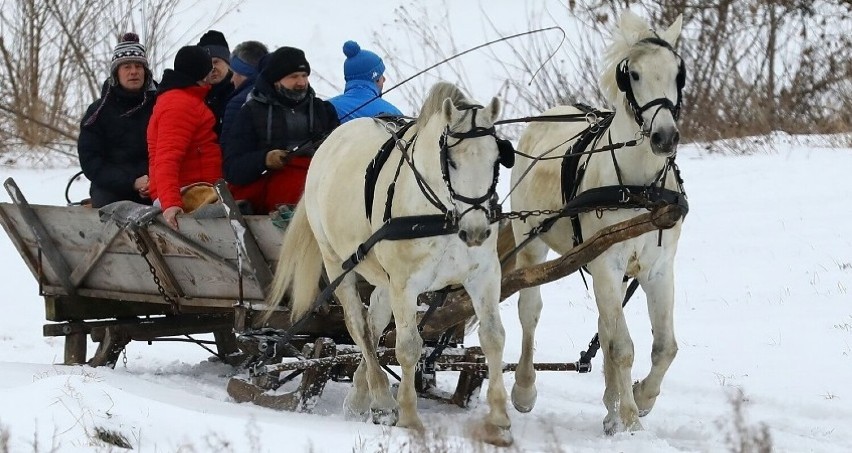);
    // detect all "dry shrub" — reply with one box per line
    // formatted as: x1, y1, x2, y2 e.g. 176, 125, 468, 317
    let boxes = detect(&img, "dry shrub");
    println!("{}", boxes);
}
718, 388, 773, 453
378, 1, 852, 146
0, 0, 237, 160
